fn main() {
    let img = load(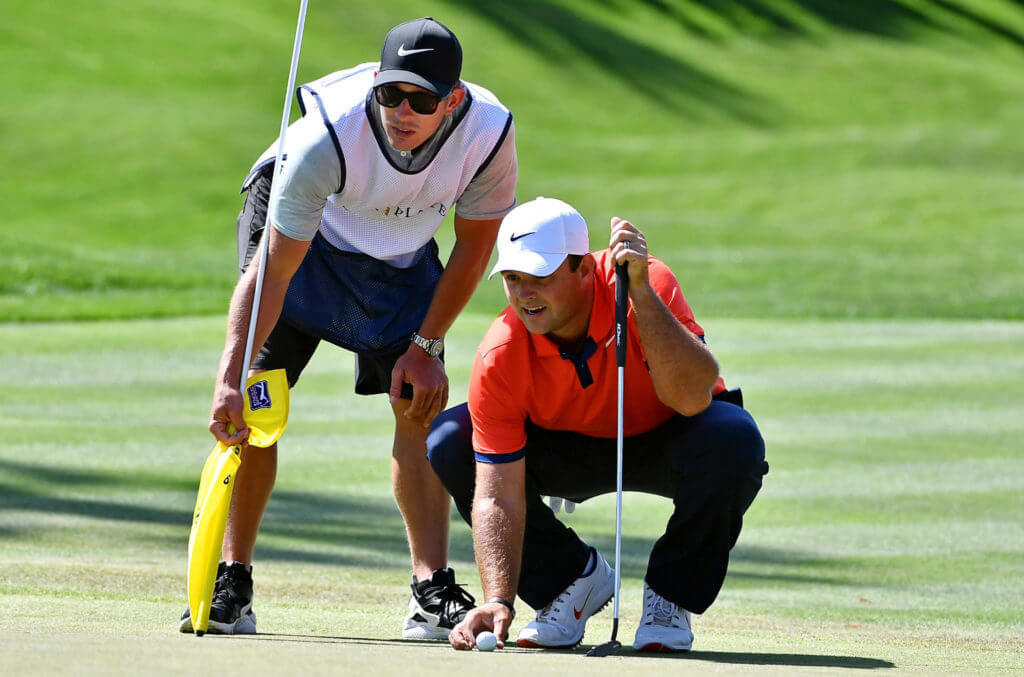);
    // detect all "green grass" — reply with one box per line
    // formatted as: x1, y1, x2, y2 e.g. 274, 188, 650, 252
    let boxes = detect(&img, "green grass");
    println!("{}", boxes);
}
2, 0, 1024, 321
1, 315, 1022, 673
2, 0, 1023, 673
